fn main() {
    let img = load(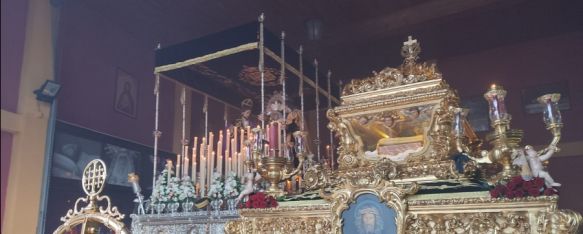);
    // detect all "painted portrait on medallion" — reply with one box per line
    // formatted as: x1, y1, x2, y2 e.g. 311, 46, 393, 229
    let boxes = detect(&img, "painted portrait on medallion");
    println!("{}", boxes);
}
342, 193, 397, 234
